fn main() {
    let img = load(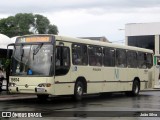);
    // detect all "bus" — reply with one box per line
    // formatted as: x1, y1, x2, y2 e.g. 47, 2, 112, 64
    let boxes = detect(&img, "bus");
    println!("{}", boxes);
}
8, 34, 154, 101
